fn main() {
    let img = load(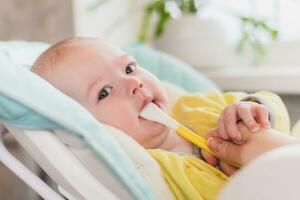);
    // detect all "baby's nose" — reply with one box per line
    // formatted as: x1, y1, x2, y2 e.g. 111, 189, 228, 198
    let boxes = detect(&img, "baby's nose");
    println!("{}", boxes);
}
132, 82, 143, 95
126, 77, 144, 95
